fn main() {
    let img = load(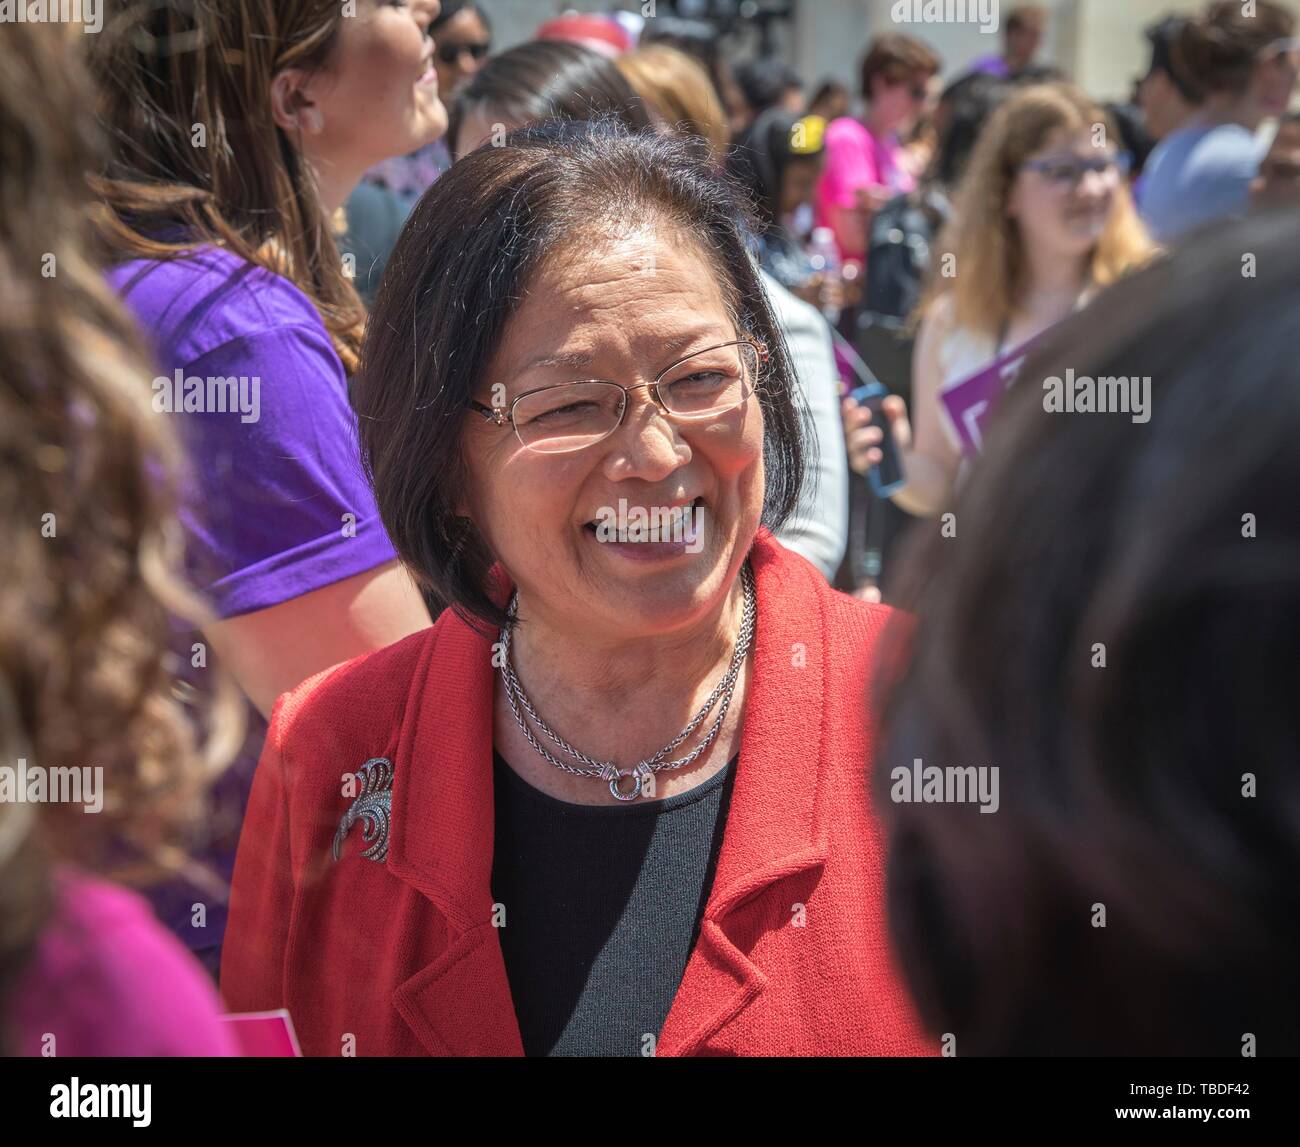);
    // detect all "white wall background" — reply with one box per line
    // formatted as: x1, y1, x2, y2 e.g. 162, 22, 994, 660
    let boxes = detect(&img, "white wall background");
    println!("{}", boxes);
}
478, 0, 1300, 104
